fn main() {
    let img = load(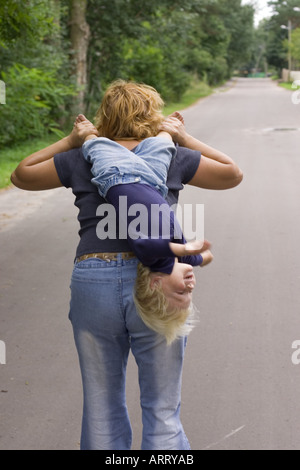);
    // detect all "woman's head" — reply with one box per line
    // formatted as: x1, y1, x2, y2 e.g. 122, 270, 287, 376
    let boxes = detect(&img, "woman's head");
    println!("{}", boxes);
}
95, 80, 165, 141
134, 262, 196, 345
